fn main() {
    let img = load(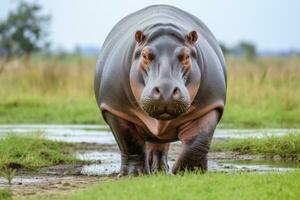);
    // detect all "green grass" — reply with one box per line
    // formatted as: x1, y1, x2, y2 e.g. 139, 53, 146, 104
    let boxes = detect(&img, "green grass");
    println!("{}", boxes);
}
0, 56, 300, 127
221, 104, 300, 128
0, 134, 79, 170
29, 172, 300, 200
211, 133, 300, 159
0, 96, 103, 124
0, 188, 12, 200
